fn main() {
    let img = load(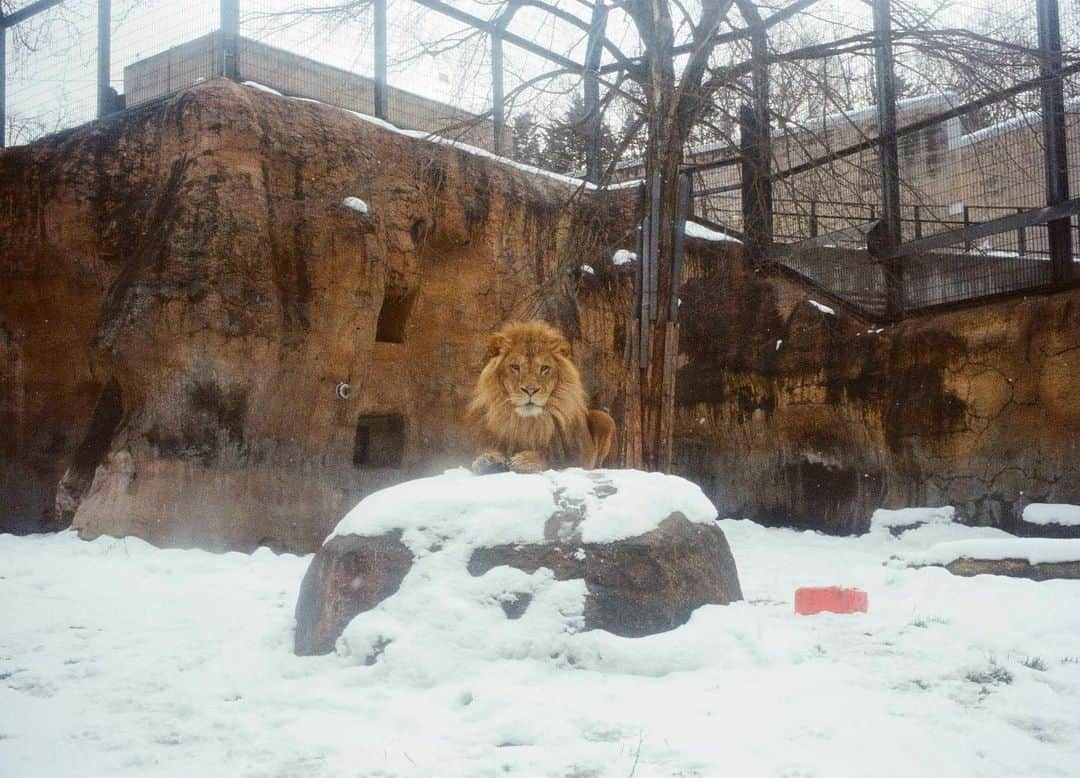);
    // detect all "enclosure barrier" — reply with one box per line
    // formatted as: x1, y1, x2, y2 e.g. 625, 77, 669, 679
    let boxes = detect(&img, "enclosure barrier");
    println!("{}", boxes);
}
688, 0, 1078, 318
